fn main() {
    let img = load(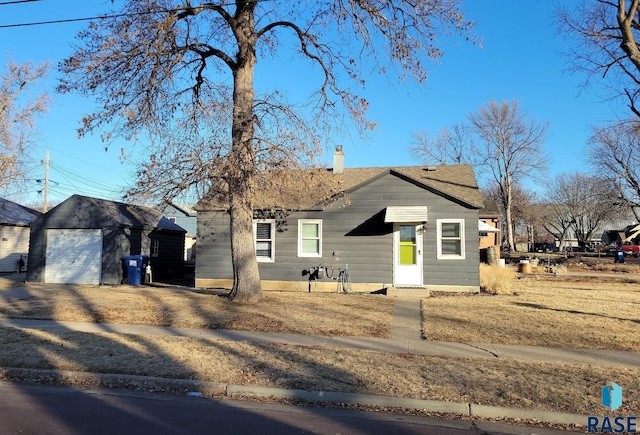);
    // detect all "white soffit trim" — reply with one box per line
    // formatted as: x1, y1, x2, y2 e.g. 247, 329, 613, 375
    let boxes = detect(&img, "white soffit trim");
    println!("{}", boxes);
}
479, 220, 500, 233
384, 206, 428, 223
